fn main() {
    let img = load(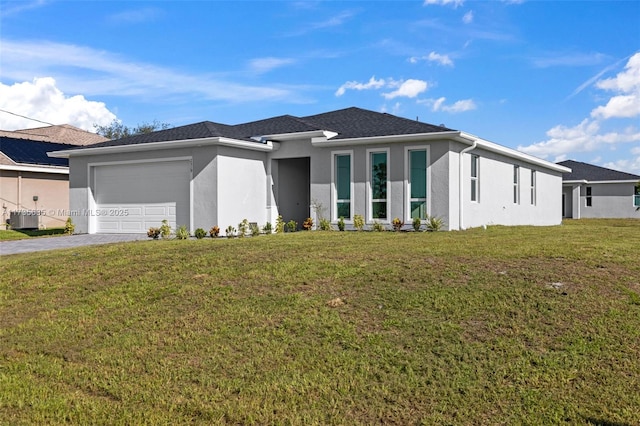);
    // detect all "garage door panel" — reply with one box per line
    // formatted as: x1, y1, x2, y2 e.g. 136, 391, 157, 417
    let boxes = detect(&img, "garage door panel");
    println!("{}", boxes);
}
94, 161, 190, 234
